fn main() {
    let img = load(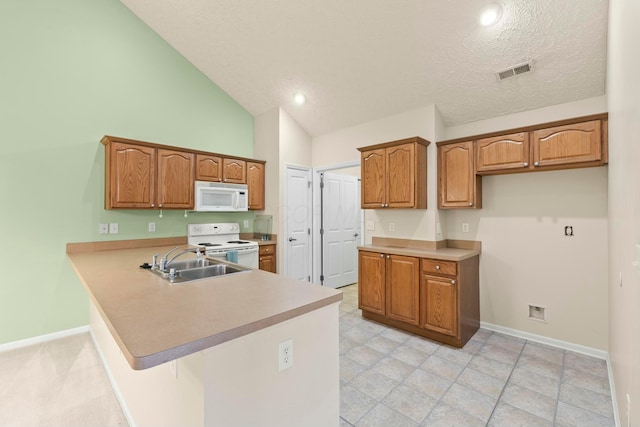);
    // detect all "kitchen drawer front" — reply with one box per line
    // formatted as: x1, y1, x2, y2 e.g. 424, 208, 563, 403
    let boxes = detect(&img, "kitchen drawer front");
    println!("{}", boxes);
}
259, 244, 275, 255
421, 259, 457, 276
